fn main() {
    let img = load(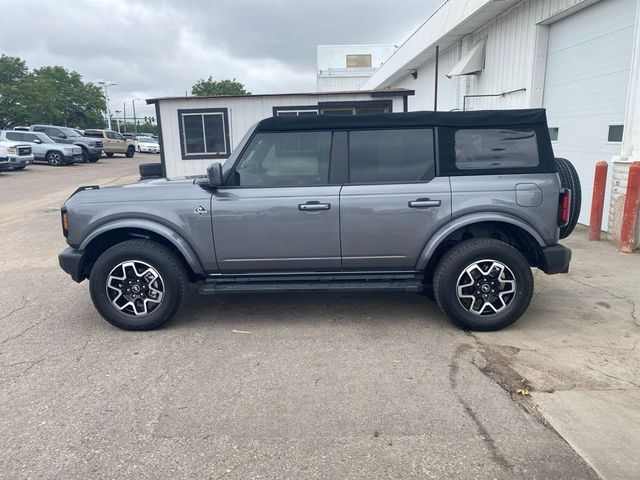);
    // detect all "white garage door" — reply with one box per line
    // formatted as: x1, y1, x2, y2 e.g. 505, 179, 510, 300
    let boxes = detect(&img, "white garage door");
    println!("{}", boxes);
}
543, 0, 636, 227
